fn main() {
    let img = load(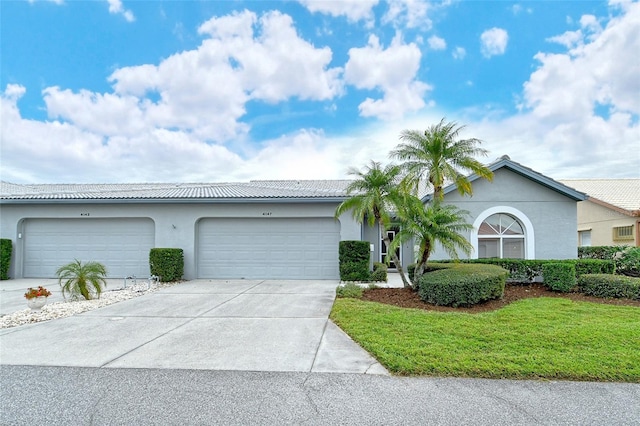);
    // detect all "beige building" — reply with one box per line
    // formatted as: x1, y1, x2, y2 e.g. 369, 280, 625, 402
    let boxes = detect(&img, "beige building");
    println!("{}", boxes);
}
559, 179, 640, 247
